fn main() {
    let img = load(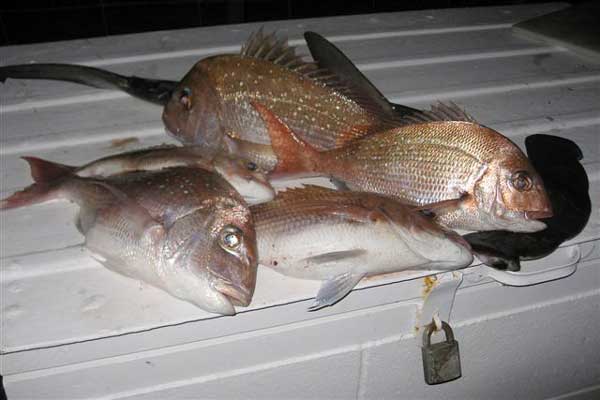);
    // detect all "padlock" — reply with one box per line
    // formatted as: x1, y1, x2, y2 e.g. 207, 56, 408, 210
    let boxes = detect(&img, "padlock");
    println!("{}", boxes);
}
421, 320, 462, 385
